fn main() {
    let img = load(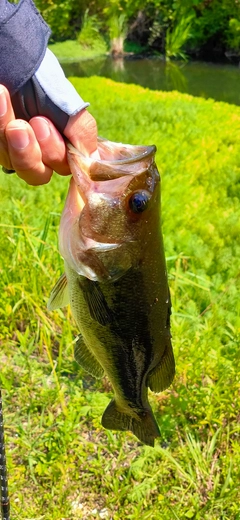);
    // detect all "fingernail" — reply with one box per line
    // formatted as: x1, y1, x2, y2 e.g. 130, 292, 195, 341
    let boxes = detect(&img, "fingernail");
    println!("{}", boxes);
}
8, 122, 30, 149
31, 117, 50, 141
0, 87, 7, 117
